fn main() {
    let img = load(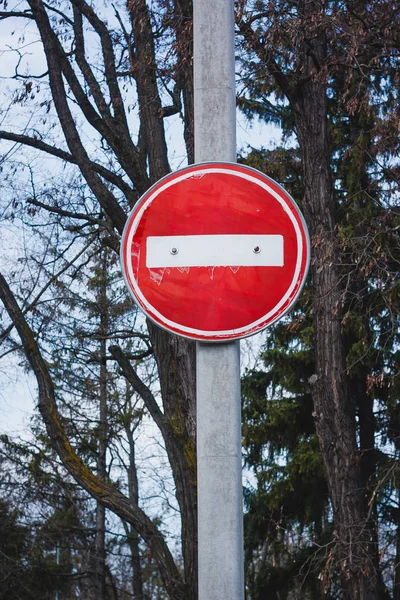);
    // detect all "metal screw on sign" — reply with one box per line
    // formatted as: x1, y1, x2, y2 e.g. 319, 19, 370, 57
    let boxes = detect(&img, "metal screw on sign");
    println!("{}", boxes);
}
253, 245, 261, 254
170, 247, 179, 255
